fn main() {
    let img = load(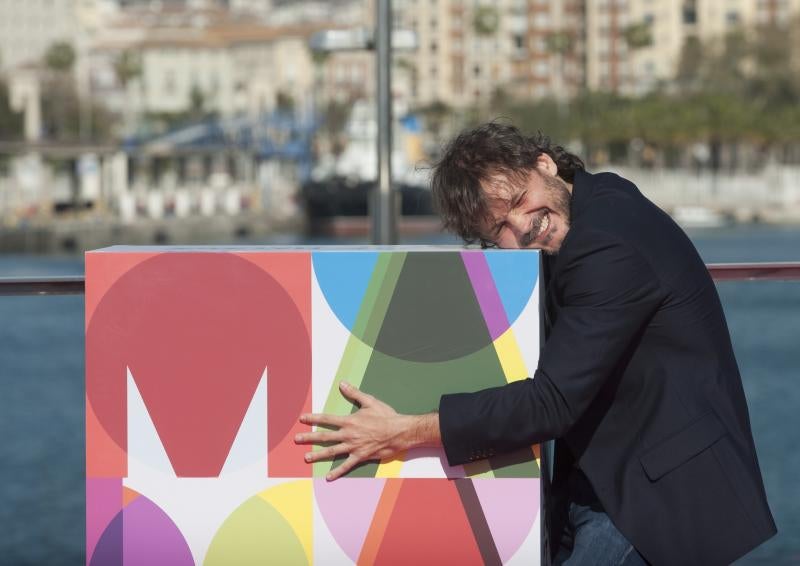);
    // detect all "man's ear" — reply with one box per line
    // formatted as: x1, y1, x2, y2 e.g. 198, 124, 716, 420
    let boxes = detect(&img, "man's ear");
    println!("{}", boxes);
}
535, 153, 558, 177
